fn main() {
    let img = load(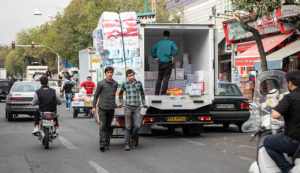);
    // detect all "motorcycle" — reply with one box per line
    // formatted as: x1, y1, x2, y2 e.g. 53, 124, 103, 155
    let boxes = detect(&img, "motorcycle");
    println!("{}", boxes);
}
242, 70, 300, 173
35, 112, 59, 149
